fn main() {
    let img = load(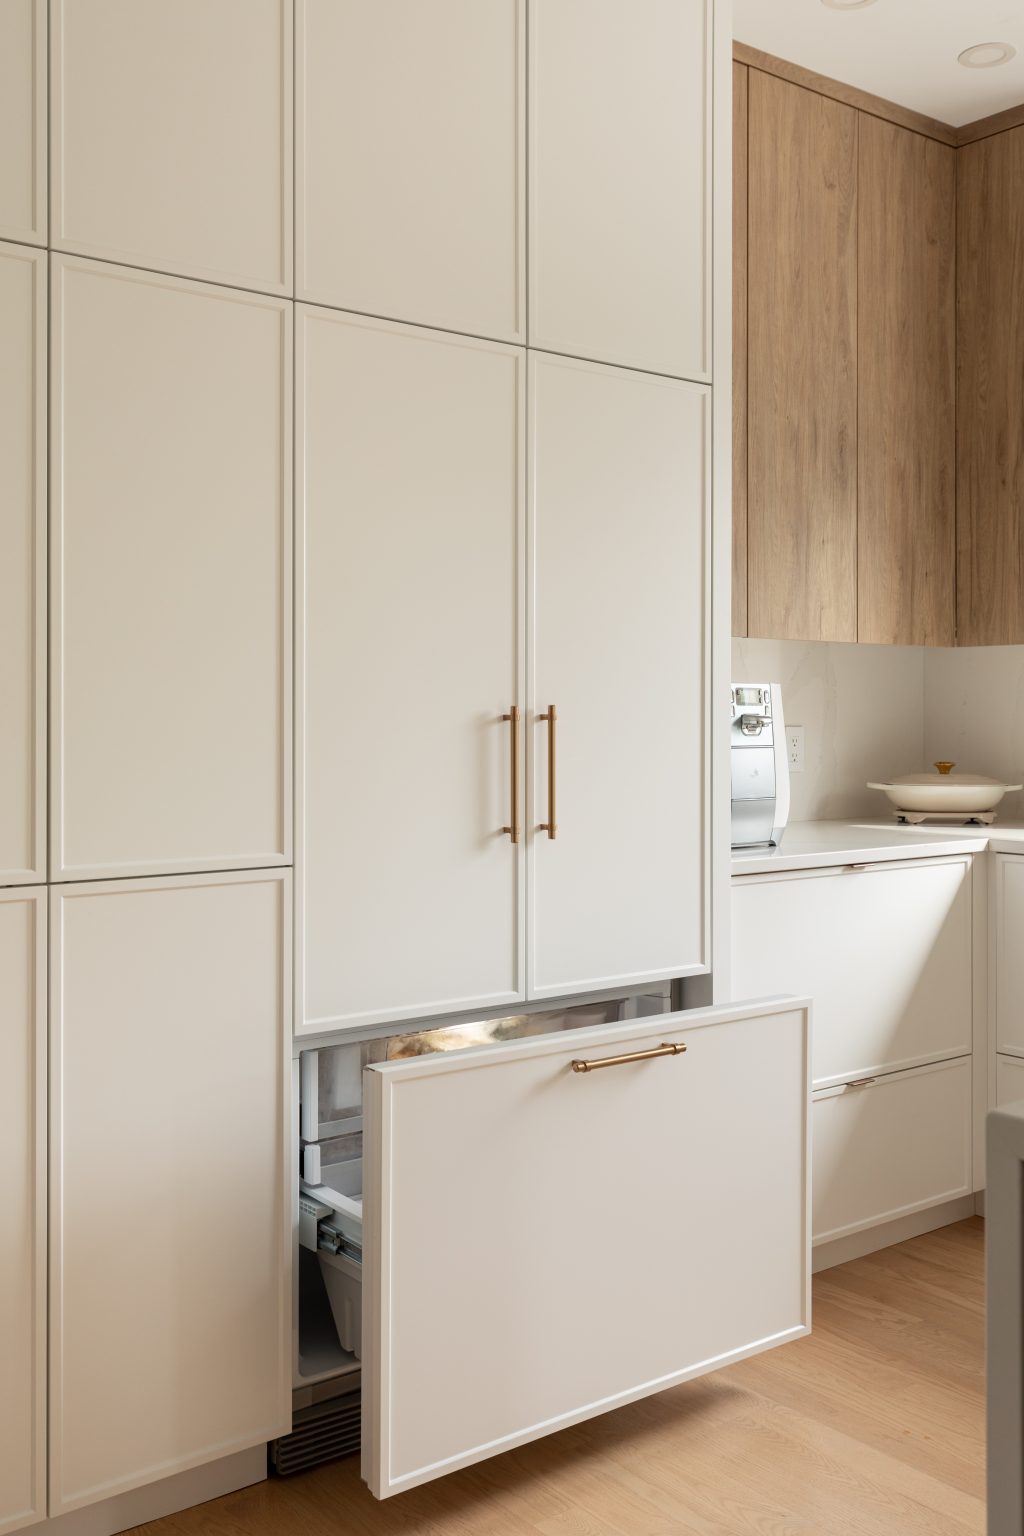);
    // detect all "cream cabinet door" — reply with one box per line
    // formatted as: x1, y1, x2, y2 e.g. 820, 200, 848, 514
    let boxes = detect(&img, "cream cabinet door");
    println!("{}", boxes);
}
297, 310, 524, 1033
51, 0, 291, 293
528, 353, 708, 999
994, 855, 1024, 1057
528, 0, 711, 378
51, 257, 291, 881
997, 1054, 1024, 1108
732, 858, 973, 1088
0, 244, 45, 886
362, 998, 810, 1498
297, 0, 524, 340
0, 889, 45, 1536
0, 0, 45, 246
49, 872, 290, 1516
